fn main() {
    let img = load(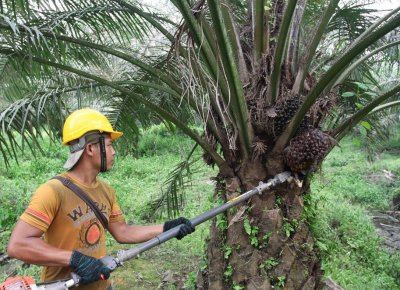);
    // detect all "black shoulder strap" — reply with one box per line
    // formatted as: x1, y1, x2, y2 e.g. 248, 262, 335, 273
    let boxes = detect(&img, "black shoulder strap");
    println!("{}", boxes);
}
52, 176, 109, 230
